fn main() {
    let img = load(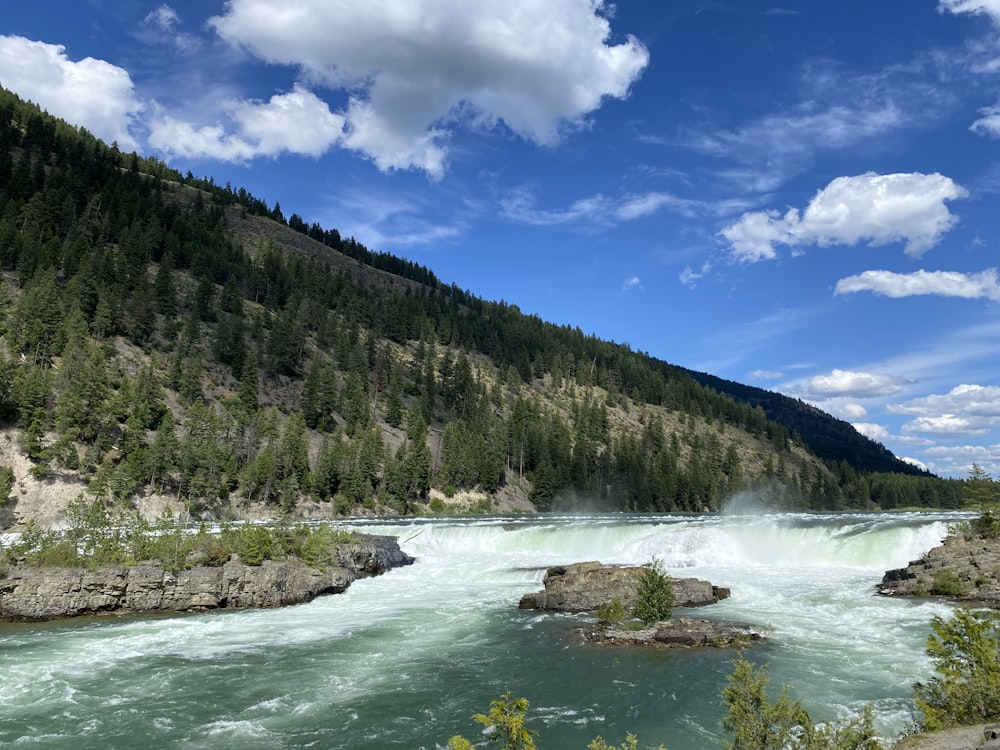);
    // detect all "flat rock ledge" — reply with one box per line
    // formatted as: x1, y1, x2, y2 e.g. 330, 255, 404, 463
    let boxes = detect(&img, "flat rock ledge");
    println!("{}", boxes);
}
877, 533, 1000, 608
518, 561, 730, 612
0, 535, 413, 622
894, 722, 1000, 750
583, 617, 767, 649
